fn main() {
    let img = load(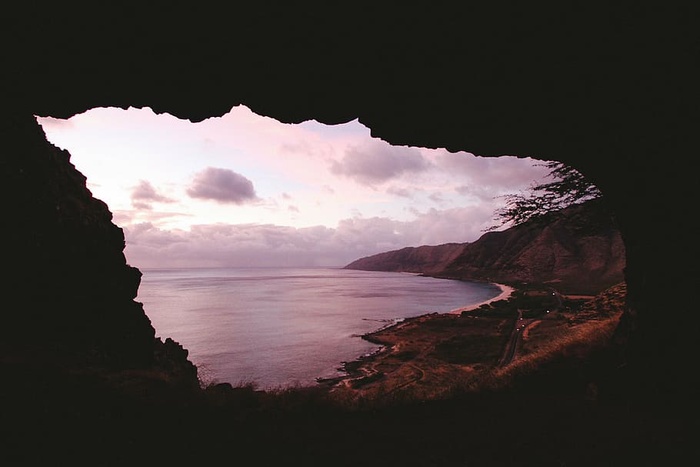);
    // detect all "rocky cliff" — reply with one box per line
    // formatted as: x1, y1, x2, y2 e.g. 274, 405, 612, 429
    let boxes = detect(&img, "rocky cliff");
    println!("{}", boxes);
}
346, 199, 625, 295
1, 115, 198, 388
